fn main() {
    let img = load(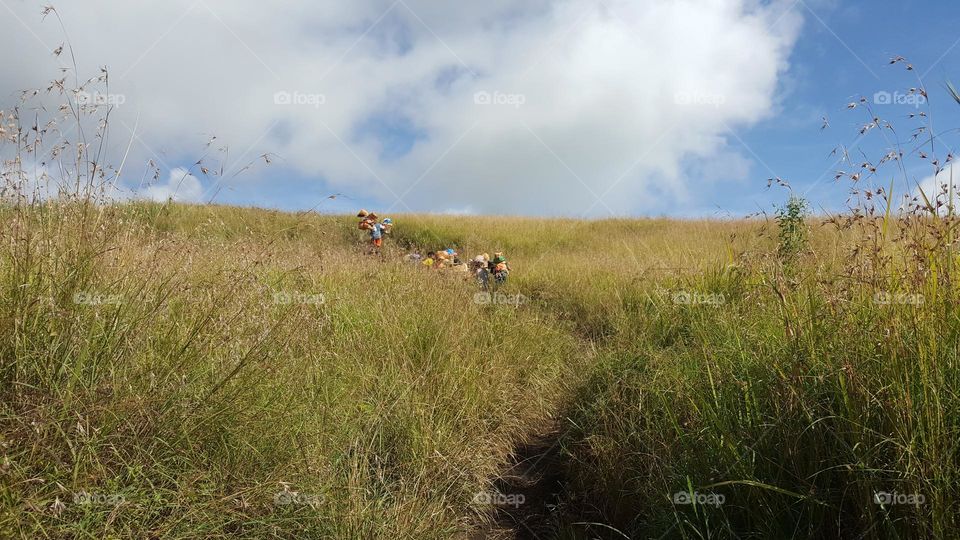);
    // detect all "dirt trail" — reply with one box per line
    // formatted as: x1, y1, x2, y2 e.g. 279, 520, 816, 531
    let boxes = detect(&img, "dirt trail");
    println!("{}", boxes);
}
468, 424, 569, 539
373, 238, 589, 538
